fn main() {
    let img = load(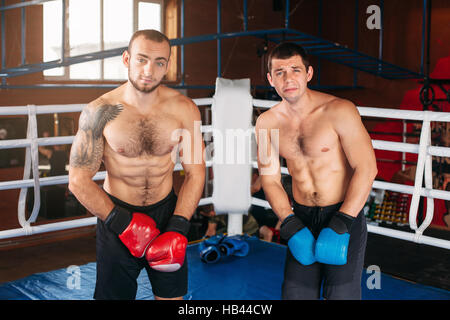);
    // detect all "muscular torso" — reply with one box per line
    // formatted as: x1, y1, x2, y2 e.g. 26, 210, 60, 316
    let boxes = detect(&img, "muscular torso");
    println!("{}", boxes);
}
101, 87, 183, 206
275, 94, 352, 206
